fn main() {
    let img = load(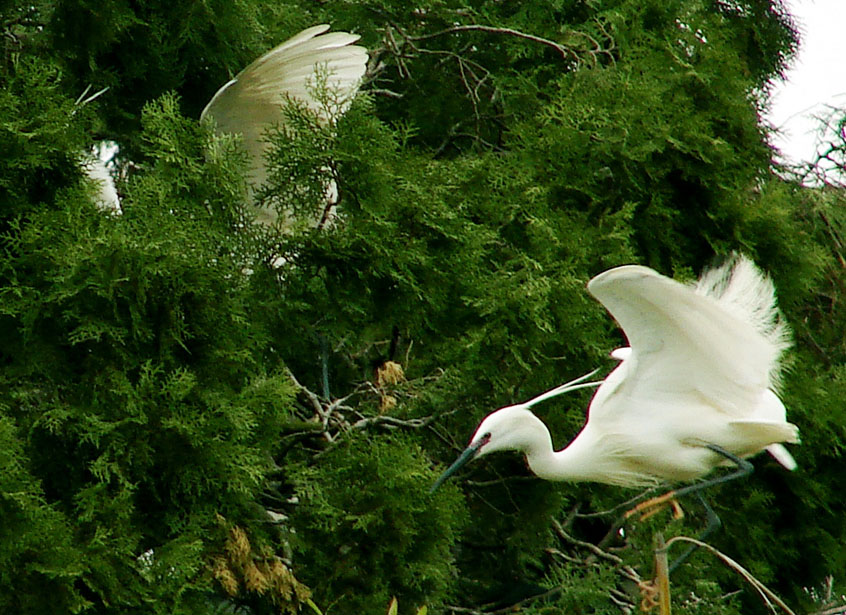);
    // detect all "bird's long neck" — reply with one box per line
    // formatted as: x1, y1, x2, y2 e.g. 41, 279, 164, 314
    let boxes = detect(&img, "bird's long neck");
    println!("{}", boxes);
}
523, 422, 605, 484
